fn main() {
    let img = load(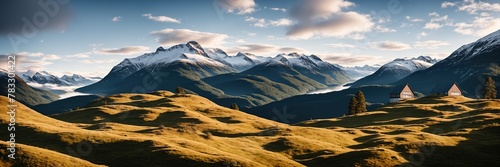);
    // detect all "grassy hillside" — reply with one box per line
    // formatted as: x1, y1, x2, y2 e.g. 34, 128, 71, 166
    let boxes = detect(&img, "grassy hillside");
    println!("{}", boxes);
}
0, 74, 59, 106
1, 93, 499, 166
